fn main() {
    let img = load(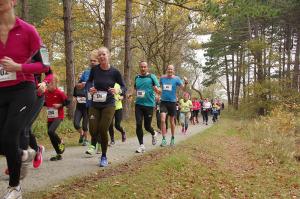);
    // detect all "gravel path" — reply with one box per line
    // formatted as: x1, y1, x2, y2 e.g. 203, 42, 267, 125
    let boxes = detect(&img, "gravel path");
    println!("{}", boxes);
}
0, 122, 211, 194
